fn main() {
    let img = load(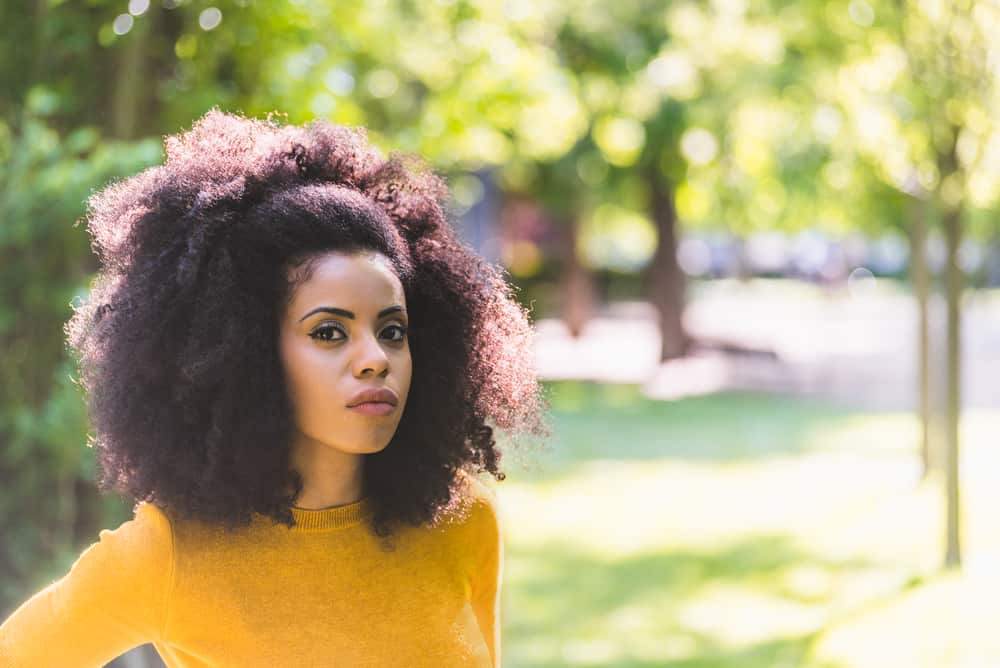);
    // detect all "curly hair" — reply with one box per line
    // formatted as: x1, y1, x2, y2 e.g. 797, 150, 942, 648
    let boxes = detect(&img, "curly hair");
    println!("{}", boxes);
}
66, 109, 551, 541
